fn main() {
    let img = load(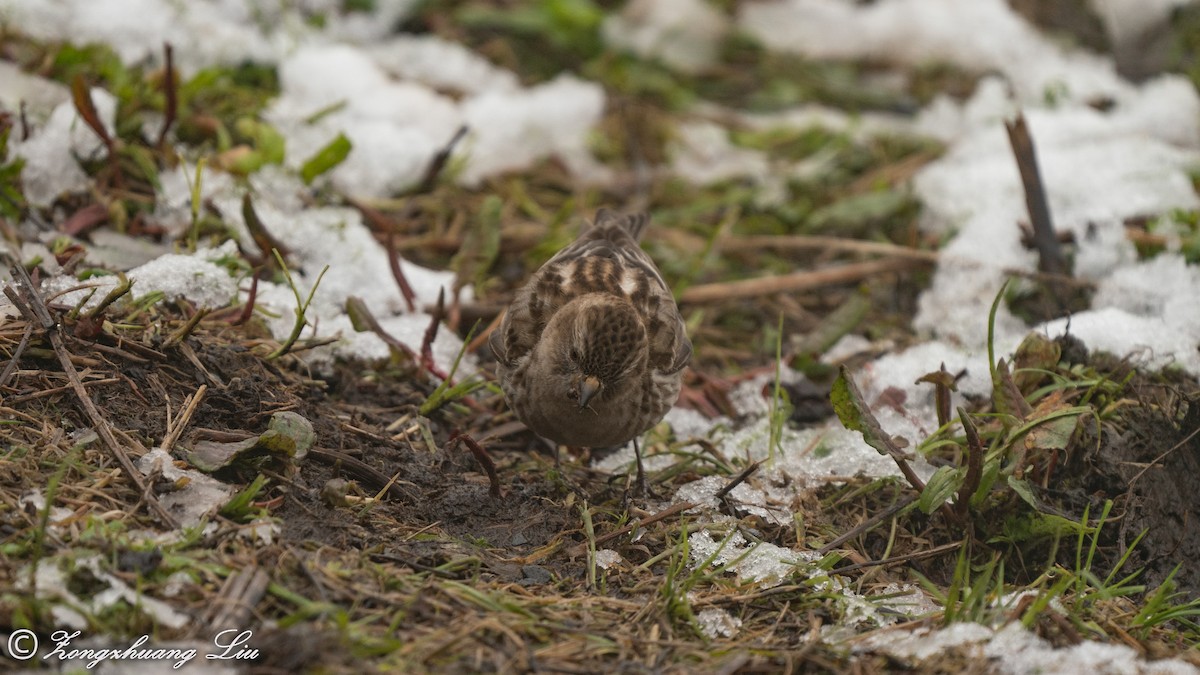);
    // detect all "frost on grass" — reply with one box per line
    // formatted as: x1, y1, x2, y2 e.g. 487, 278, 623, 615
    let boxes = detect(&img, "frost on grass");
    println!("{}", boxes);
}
912, 76, 1200, 374
0, 60, 68, 113
40, 242, 241, 313
150, 164, 471, 372
662, 406, 727, 439
675, 475, 793, 527
19, 554, 190, 631
672, 413, 931, 523
853, 340, 994, 444
127, 250, 241, 308
594, 549, 624, 570
11, 87, 115, 207
665, 362, 940, 527
718, 417, 935, 487
267, 48, 608, 197
669, 121, 777, 197
5, 1, 611, 205
606, 369, 936, 489
688, 529, 819, 589
738, 0, 1127, 104
601, 0, 730, 75
695, 608, 742, 639
267, 44, 463, 199
729, 0, 1200, 384
18, 489, 74, 530
1039, 254, 1200, 374
457, 75, 609, 187
368, 34, 520, 95
0, 0, 417, 76
689, 531, 934, 630
858, 622, 1200, 675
